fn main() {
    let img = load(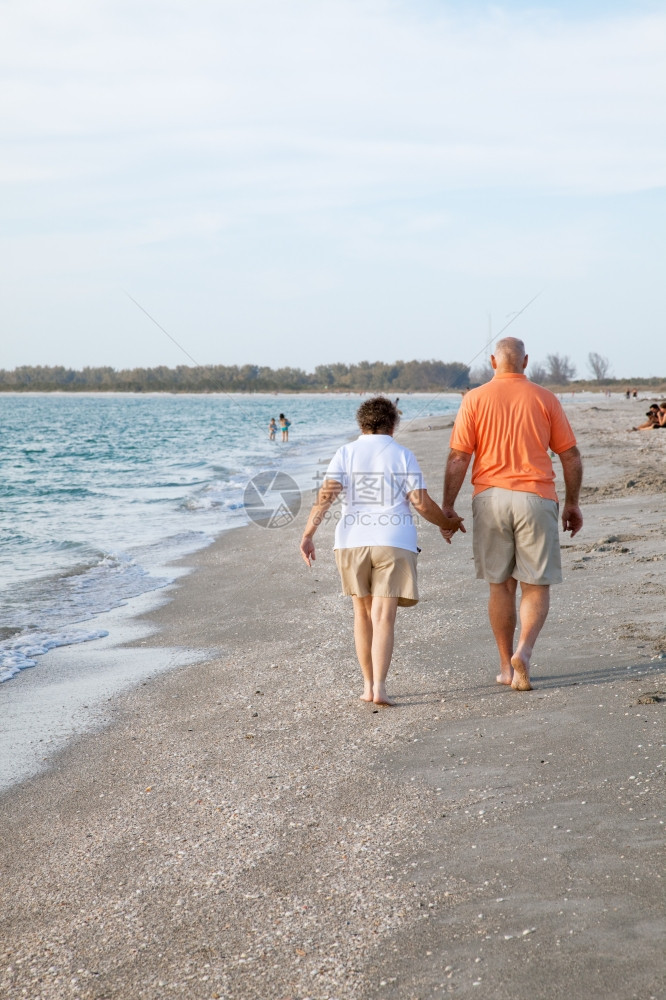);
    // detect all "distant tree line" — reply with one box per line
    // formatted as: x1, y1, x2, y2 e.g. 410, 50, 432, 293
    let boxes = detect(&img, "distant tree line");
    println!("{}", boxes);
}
0, 359, 471, 393
471, 351, 617, 387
